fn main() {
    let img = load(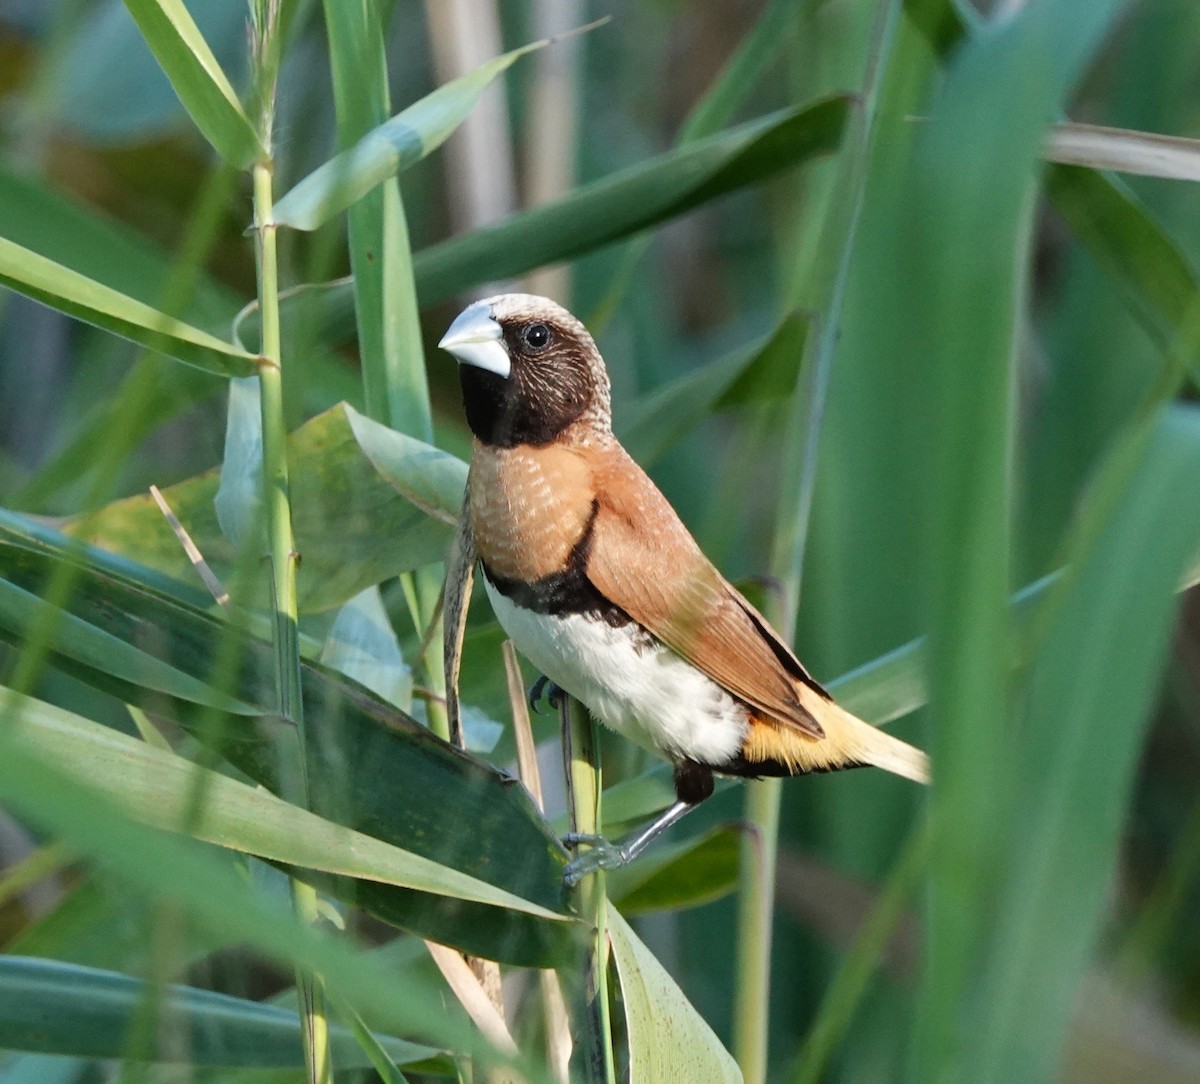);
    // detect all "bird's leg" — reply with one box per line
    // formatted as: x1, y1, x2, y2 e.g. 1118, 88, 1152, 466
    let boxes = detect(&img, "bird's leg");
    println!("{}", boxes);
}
563, 801, 694, 886
528, 673, 565, 715
562, 760, 714, 887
